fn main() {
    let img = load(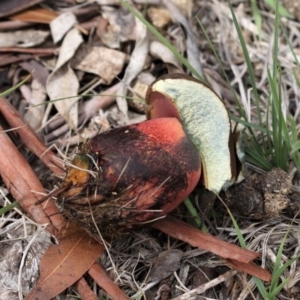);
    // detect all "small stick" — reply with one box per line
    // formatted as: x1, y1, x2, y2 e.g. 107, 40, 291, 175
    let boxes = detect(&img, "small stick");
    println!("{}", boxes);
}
171, 270, 238, 300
